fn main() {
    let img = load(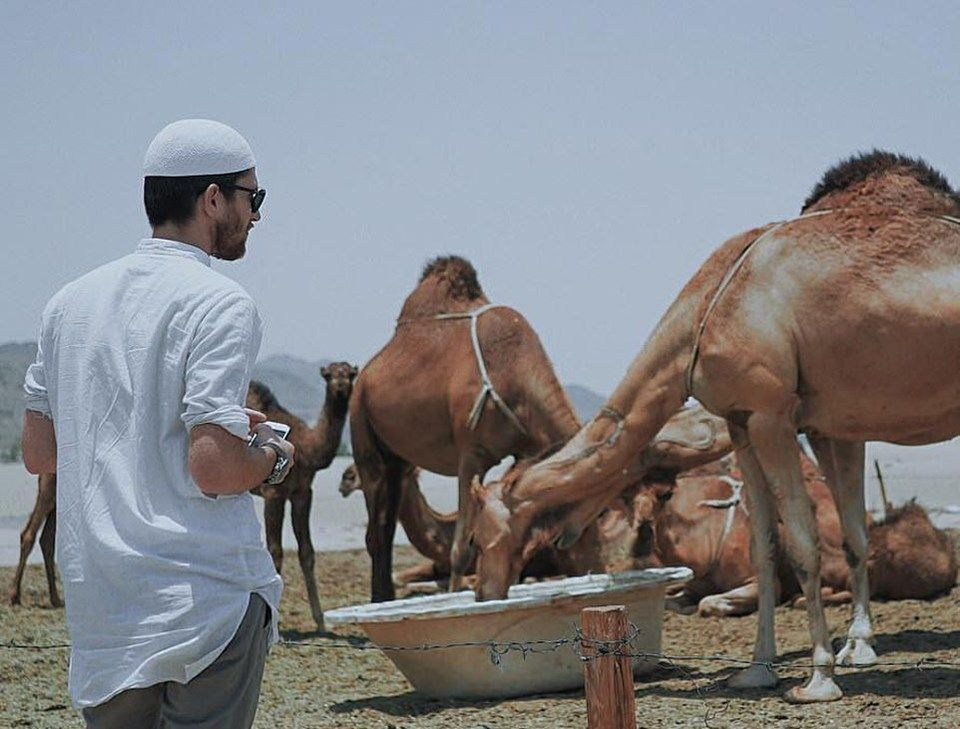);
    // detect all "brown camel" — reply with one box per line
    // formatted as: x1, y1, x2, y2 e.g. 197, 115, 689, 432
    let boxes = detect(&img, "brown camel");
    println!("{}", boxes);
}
349, 255, 583, 601
341, 404, 732, 587
8, 473, 60, 607
470, 150, 960, 702
245, 361, 356, 629
636, 455, 956, 617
